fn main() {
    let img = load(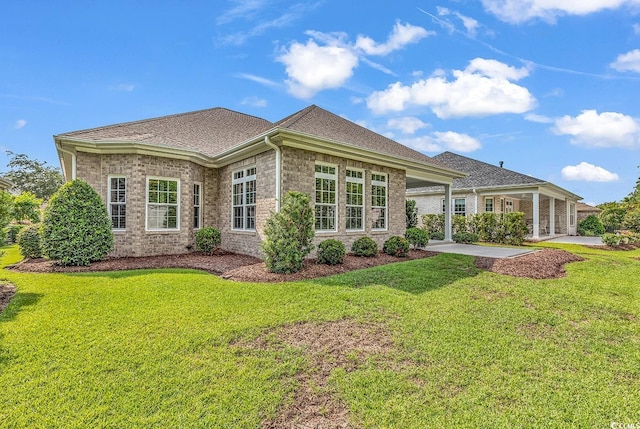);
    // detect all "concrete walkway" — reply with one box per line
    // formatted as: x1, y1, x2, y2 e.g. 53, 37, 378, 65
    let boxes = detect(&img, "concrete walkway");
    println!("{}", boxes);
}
544, 236, 604, 245
426, 242, 534, 258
